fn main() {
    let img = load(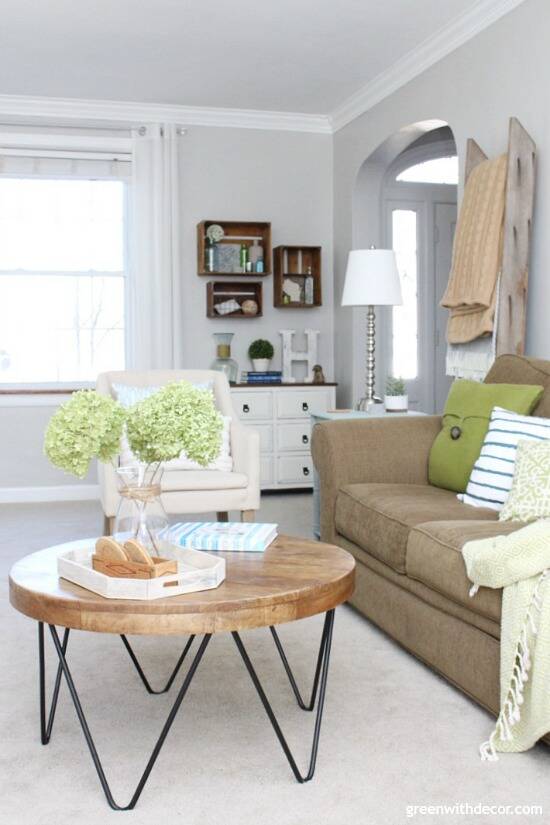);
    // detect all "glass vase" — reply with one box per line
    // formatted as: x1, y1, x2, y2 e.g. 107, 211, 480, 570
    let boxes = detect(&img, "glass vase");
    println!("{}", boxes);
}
210, 332, 238, 384
113, 464, 169, 556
